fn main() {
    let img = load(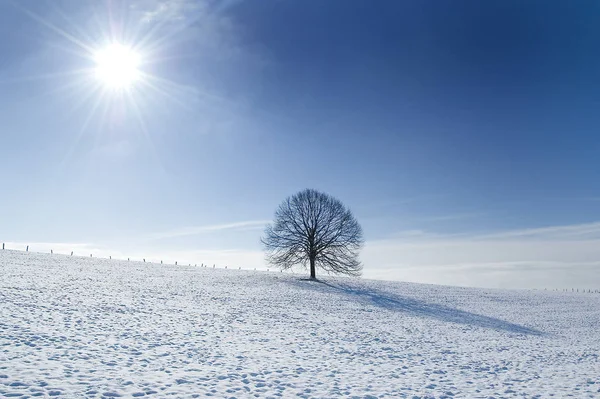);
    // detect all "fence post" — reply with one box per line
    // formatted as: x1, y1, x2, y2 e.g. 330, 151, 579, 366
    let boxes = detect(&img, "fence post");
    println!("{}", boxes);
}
161, 260, 163, 264
110, 256, 112, 259
90, 254, 92, 257
71, 251, 73, 256
51, 249, 53, 254
175, 261, 177, 265
26, 245, 29, 252
143, 259, 145, 262
2, 243, 4, 250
